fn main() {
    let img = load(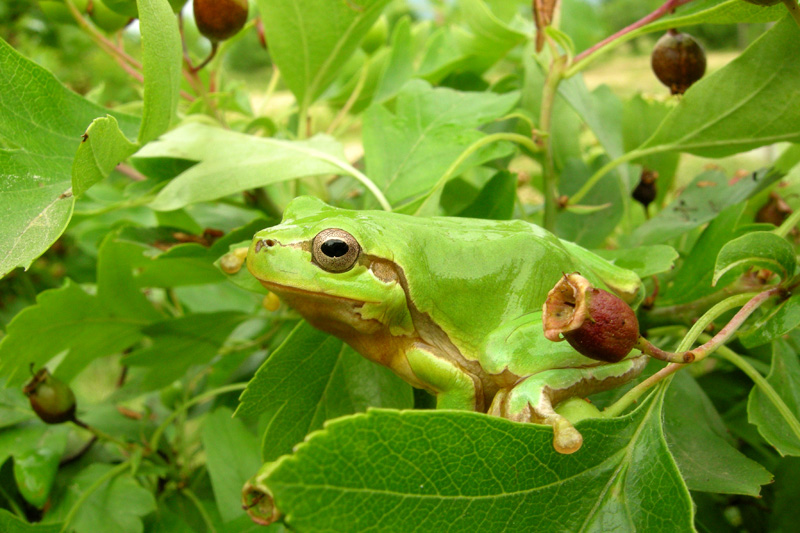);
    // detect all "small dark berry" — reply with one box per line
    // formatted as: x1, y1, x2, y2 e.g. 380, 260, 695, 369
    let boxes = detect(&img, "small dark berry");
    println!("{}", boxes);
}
194, 0, 248, 42
651, 31, 706, 95
23, 369, 76, 424
632, 169, 659, 209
